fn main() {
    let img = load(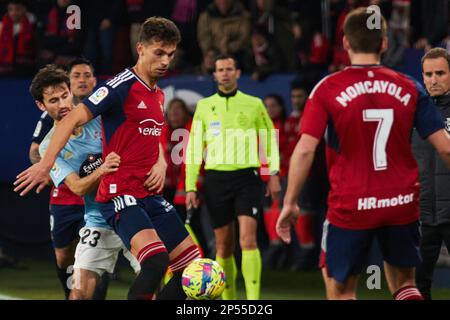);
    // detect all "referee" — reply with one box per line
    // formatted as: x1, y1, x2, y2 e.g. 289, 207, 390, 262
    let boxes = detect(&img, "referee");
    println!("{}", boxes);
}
185, 55, 280, 300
